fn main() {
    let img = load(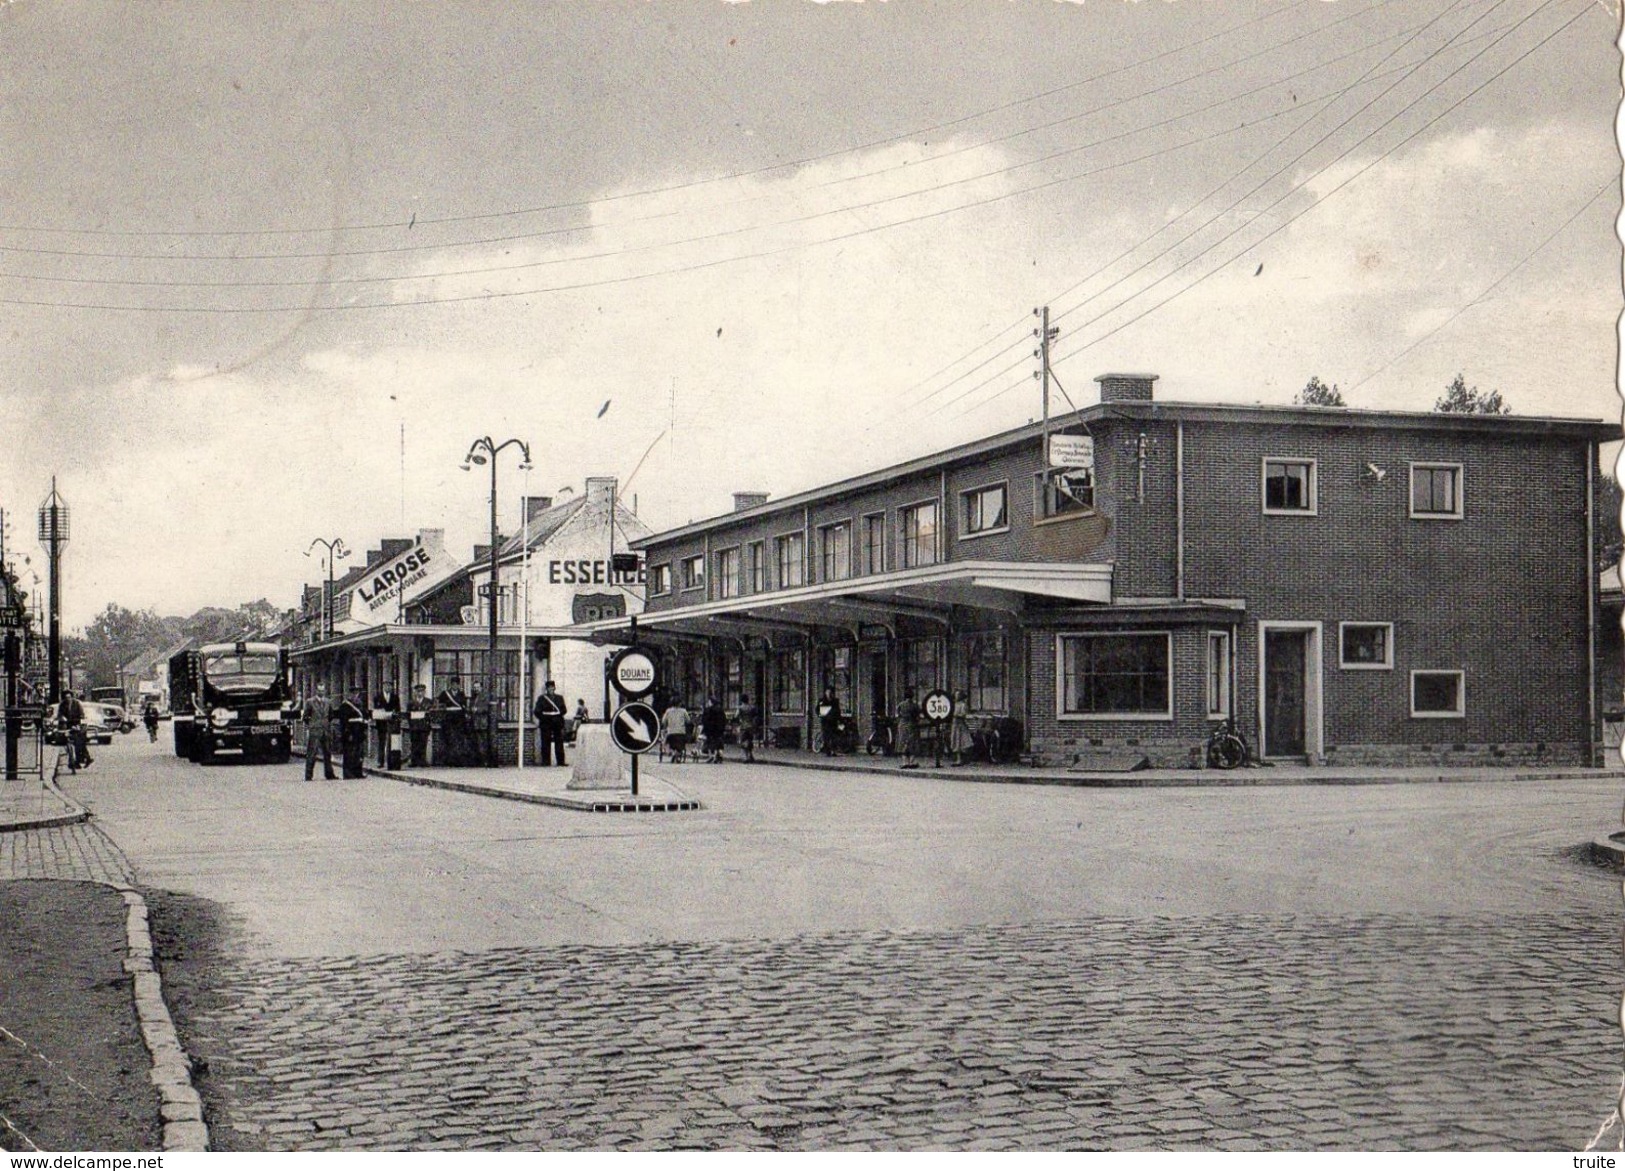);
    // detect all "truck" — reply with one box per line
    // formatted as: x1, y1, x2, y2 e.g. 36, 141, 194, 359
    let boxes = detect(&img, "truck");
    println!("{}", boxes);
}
170, 641, 294, 764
